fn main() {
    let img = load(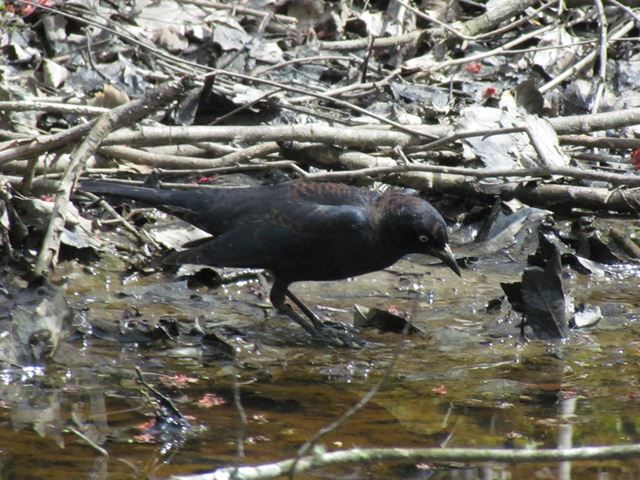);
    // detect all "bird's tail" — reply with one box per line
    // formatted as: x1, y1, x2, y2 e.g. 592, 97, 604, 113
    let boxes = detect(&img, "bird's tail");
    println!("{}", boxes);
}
79, 180, 198, 208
